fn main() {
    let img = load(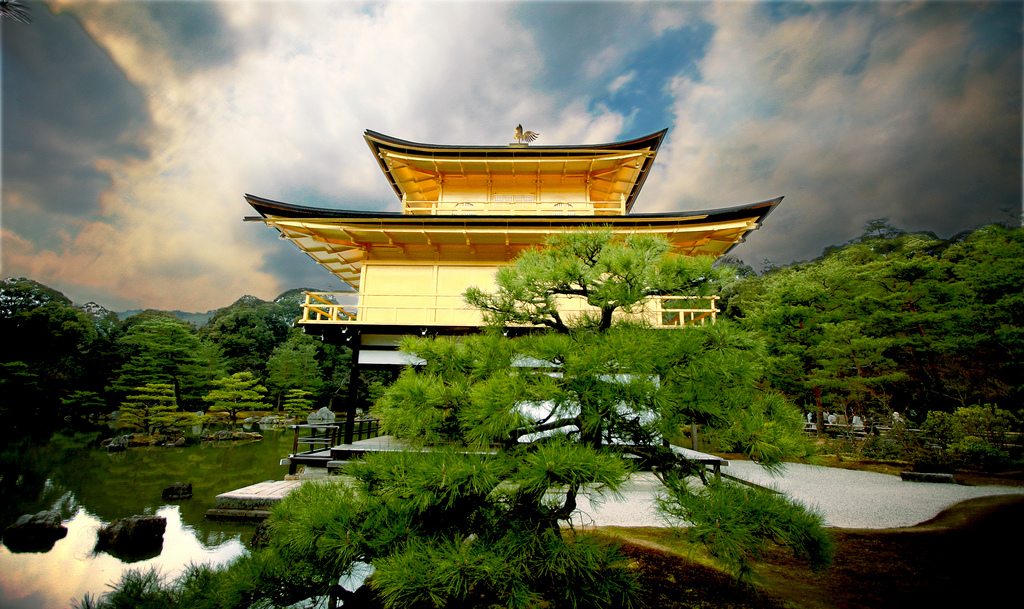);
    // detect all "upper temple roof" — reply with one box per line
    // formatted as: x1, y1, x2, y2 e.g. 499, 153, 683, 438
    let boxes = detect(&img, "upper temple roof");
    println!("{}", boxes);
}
363, 129, 668, 214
